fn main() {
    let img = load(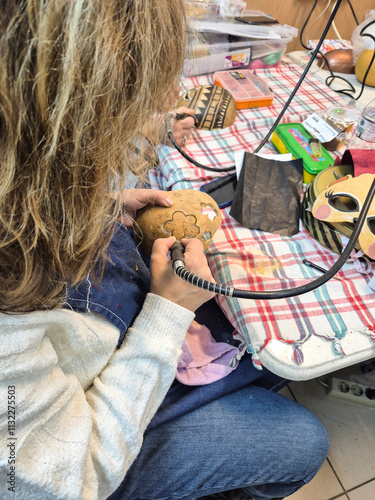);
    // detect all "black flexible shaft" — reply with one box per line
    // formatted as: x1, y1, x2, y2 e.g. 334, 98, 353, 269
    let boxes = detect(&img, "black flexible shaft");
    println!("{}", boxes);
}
165, 113, 236, 173
299, 0, 318, 50
166, 0, 345, 168
171, 178, 375, 300
346, 0, 359, 26
253, 0, 344, 153
298, 4, 374, 102
166, 0, 368, 167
